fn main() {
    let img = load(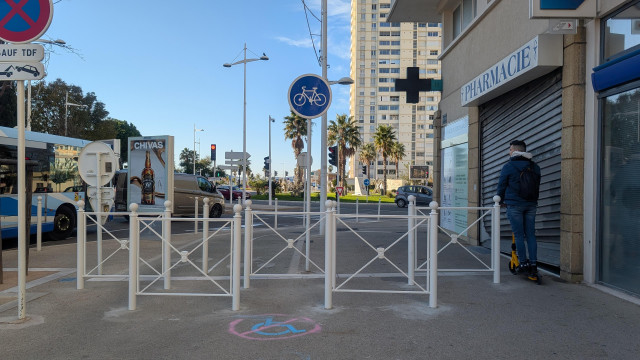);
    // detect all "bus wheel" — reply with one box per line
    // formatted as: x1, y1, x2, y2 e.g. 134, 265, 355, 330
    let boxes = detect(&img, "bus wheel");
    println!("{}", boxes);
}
51, 206, 76, 240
